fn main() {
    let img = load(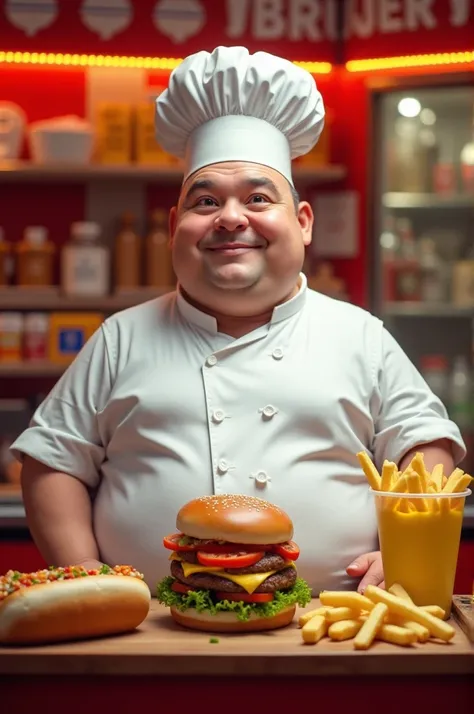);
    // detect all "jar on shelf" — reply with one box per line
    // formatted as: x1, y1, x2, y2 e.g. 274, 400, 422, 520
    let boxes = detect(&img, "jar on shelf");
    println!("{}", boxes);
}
16, 226, 55, 287
23, 312, 49, 361
61, 221, 110, 297
0, 312, 23, 362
